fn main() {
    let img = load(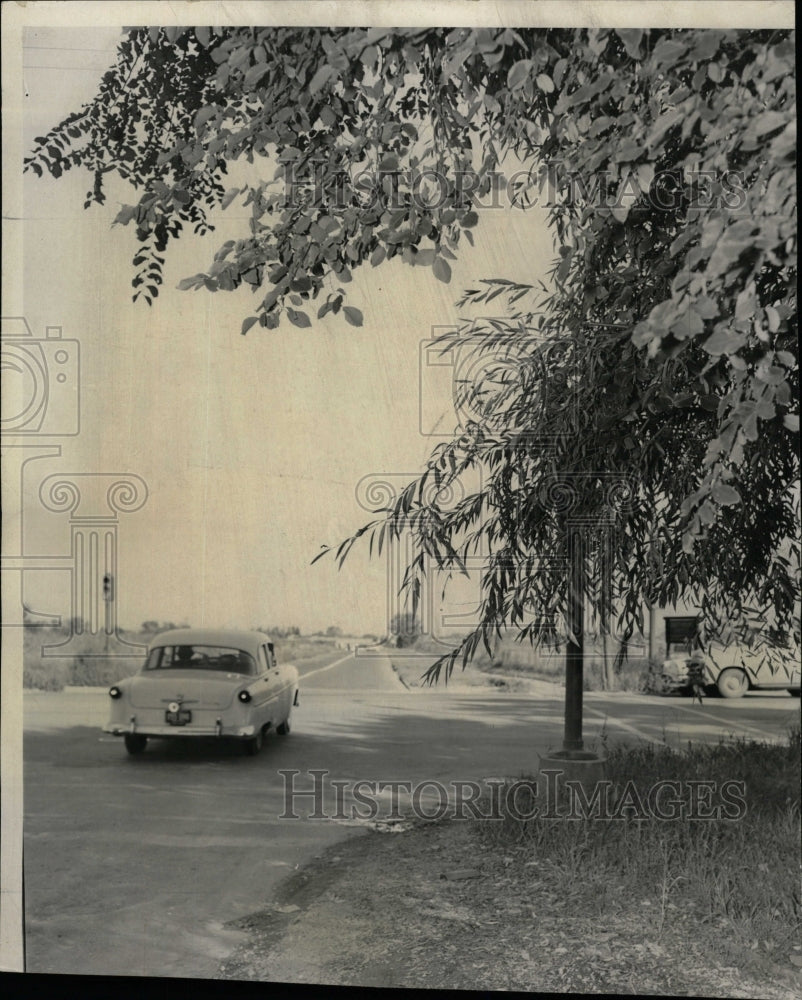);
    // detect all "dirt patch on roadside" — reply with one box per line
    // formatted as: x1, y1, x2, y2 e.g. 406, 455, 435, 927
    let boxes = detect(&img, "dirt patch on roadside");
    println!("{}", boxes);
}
218, 819, 801, 996
390, 654, 560, 695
